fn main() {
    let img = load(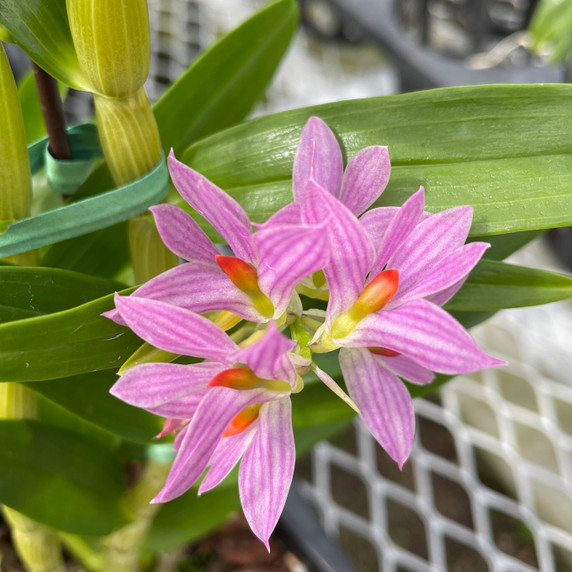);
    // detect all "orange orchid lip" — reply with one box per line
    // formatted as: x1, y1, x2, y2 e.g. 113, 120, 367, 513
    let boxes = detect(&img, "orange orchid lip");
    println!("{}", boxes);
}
331, 269, 399, 339
216, 255, 274, 318
222, 404, 262, 437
